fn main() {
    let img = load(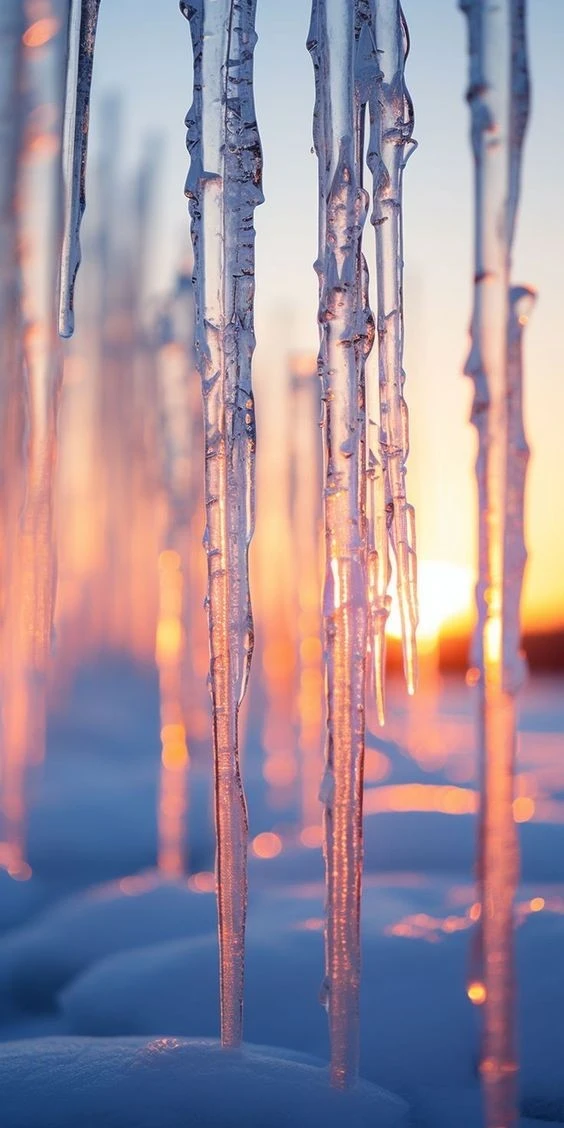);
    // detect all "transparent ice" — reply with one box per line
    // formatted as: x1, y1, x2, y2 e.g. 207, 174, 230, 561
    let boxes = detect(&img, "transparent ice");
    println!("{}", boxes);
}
183, 0, 263, 1049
